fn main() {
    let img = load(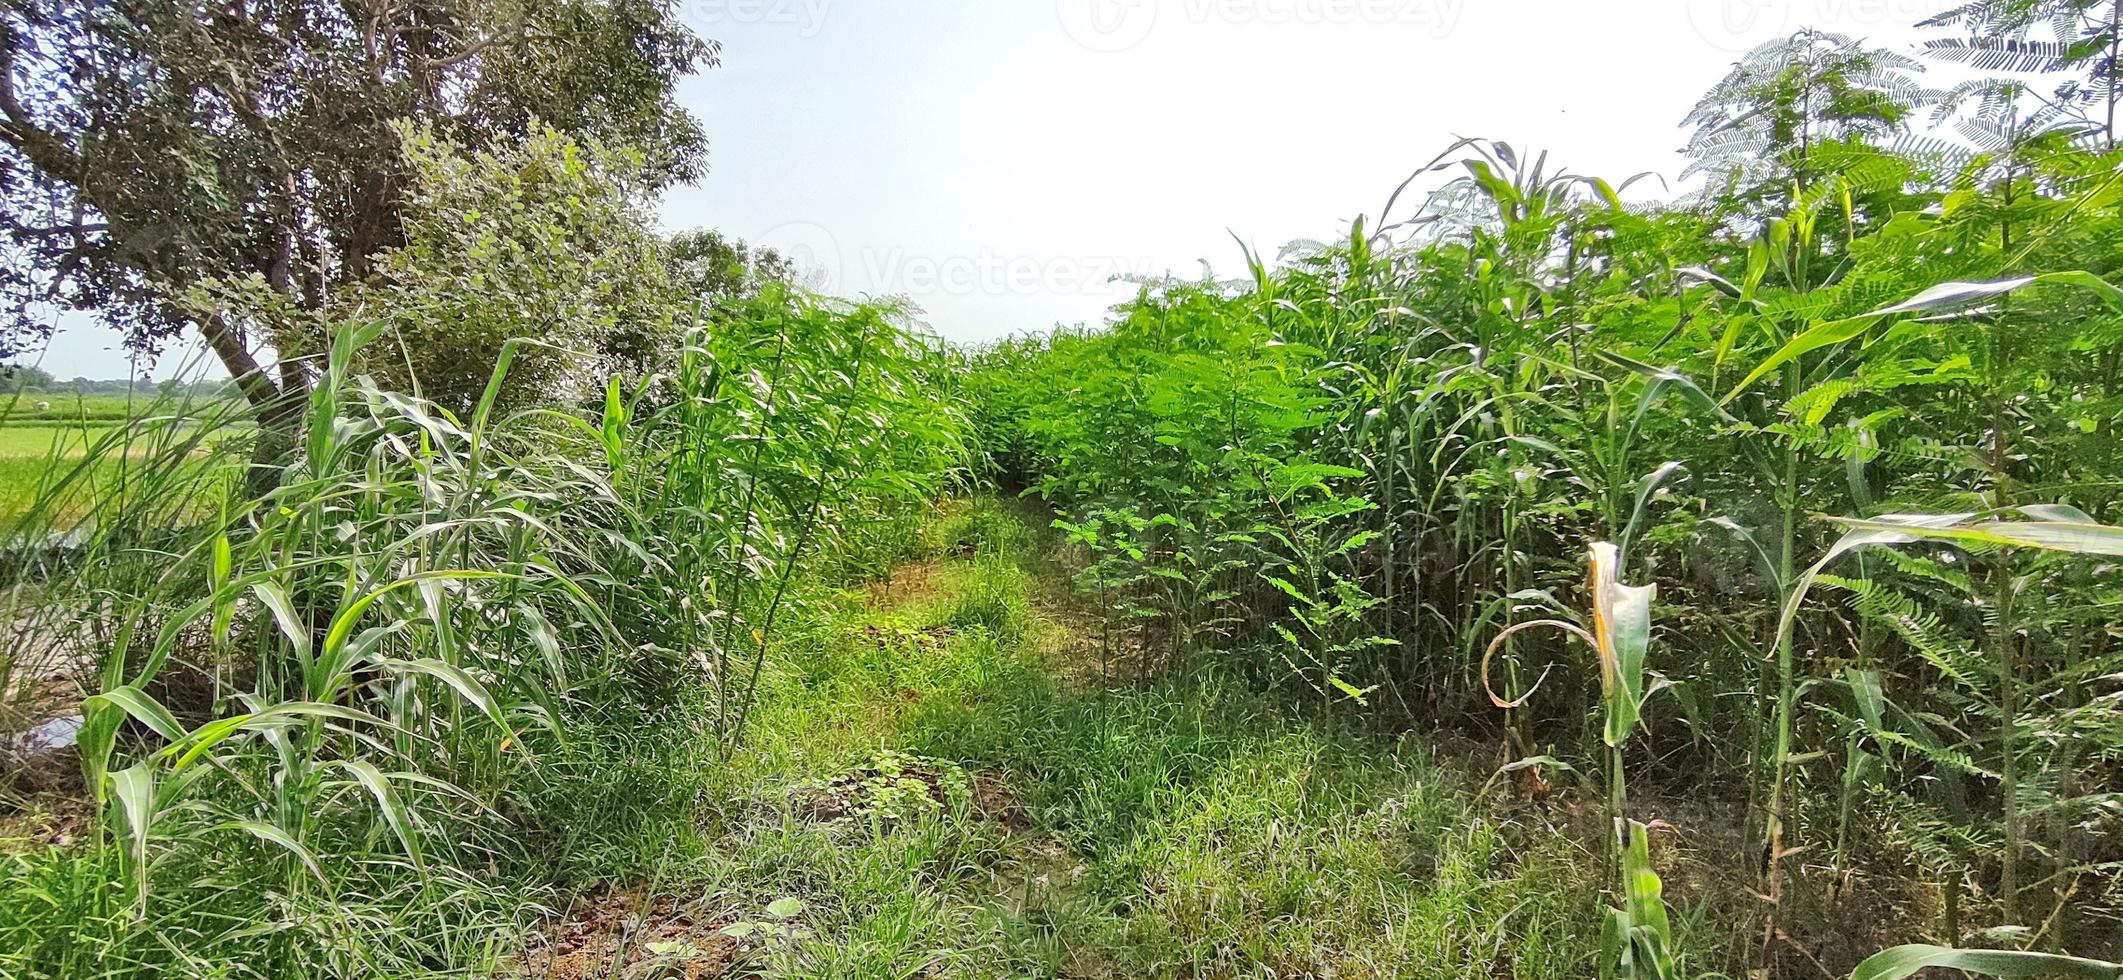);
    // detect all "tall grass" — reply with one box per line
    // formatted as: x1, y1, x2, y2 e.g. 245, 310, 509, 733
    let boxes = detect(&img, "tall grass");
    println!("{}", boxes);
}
0, 288, 966, 977
967, 130, 2123, 970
